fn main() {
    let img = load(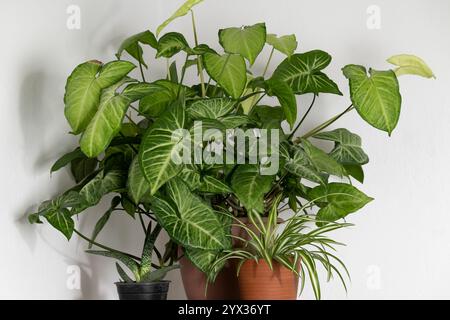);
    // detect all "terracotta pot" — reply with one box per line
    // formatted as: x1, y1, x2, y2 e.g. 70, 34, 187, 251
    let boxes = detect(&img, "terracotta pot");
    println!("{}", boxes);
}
179, 217, 284, 300
179, 253, 239, 300
238, 259, 298, 300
